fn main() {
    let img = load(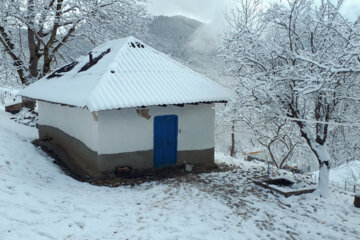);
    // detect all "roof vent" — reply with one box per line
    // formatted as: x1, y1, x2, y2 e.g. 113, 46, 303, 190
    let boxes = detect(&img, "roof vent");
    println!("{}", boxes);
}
129, 42, 145, 48
78, 48, 111, 73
